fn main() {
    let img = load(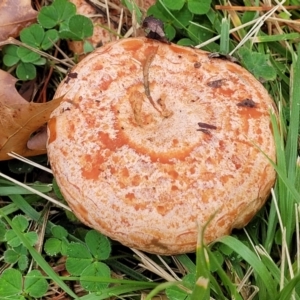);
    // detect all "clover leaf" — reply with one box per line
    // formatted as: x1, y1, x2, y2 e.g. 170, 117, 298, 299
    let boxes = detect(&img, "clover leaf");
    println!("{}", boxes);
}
238, 47, 277, 81
38, 0, 76, 29
20, 25, 59, 50
65, 230, 112, 292
0, 269, 22, 297
16, 62, 37, 81
0, 269, 48, 299
5, 215, 38, 247
24, 270, 48, 298
38, 5, 59, 28
2, 45, 20, 66
42, 29, 59, 50
20, 24, 44, 48
59, 15, 93, 41
17, 47, 40, 63
44, 225, 69, 256
4, 246, 29, 271
66, 243, 93, 275
162, 0, 185, 11
188, 0, 212, 15
80, 262, 111, 292
85, 230, 111, 261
